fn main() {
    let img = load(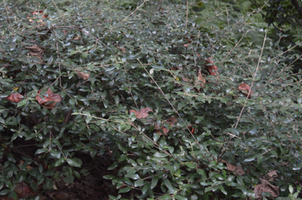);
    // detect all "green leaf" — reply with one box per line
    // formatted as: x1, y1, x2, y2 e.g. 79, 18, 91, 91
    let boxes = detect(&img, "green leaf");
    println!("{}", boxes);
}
50, 150, 61, 159
243, 157, 255, 162
108, 162, 118, 170
66, 158, 82, 168
289, 185, 293, 194
159, 194, 172, 200
103, 175, 115, 180
17, 99, 27, 107
164, 179, 175, 192
125, 172, 140, 180
142, 183, 150, 195
35, 148, 48, 155
154, 152, 168, 158
63, 175, 74, 183
134, 179, 145, 187
55, 158, 65, 167
73, 170, 81, 179
151, 65, 168, 71
118, 186, 132, 194
184, 162, 196, 169
0, 189, 10, 195
219, 185, 227, 195
151, 176, 159, 189
175, 195, 188, 200
6, 153, 16, 163
153, 133, 161, 142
